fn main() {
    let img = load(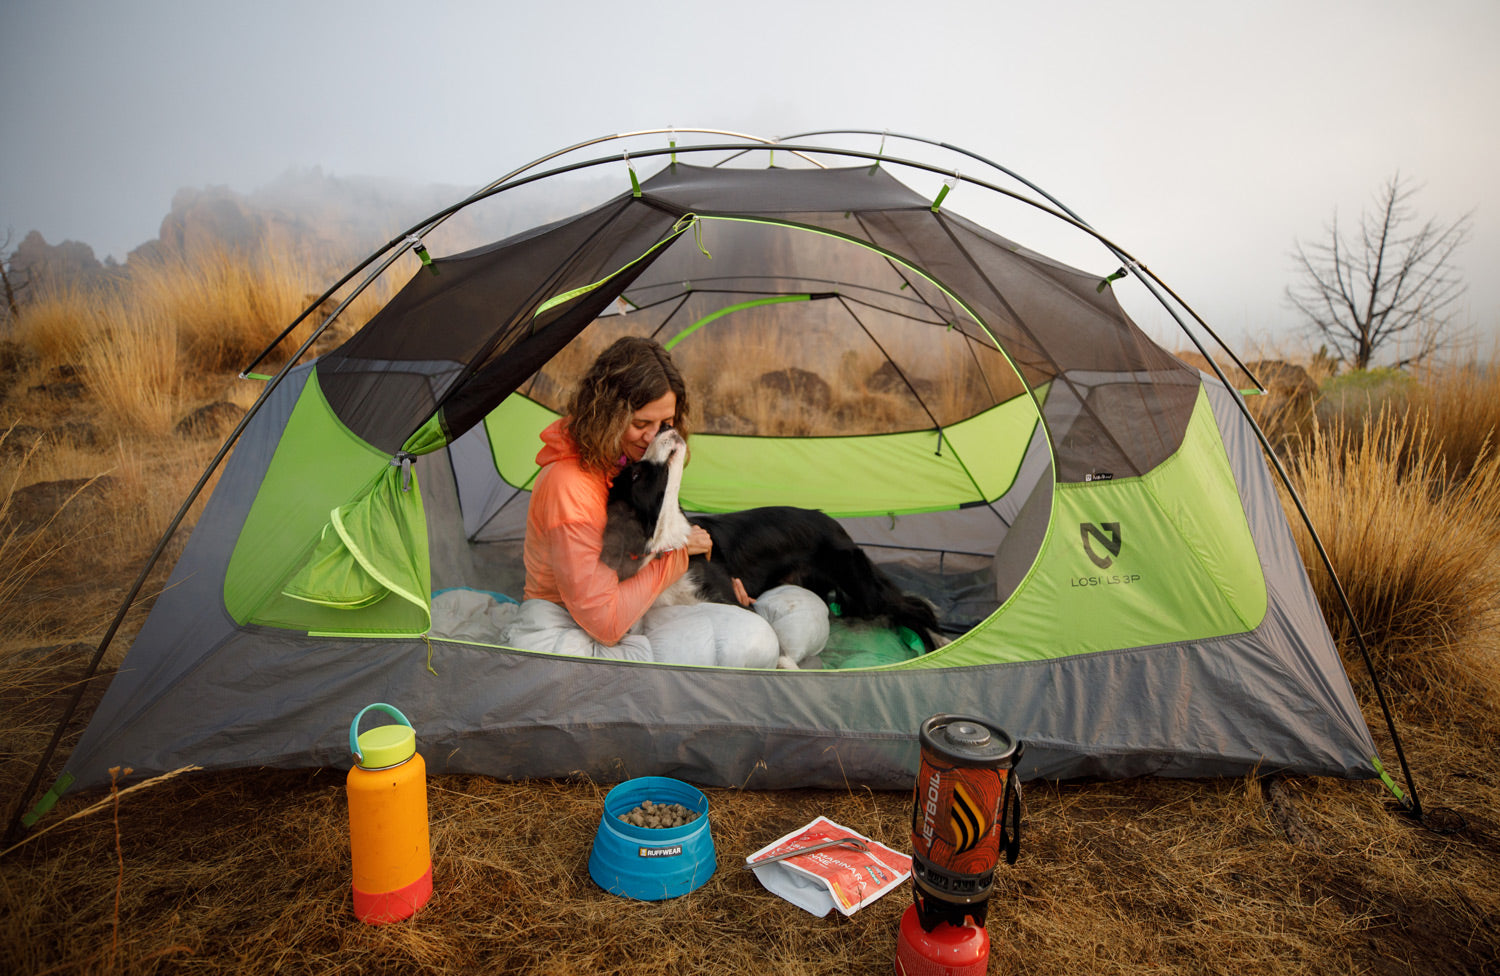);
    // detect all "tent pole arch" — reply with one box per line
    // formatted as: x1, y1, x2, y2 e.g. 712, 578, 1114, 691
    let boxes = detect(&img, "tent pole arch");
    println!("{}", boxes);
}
243, 138, 1182, 381
779, 128, 1267, 394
